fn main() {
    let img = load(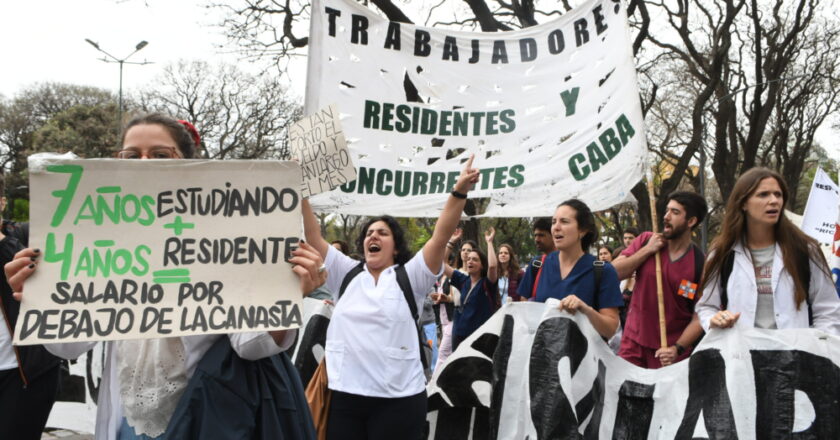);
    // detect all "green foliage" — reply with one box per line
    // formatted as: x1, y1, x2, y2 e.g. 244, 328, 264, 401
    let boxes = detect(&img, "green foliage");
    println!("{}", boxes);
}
7, 198, 28, 222
0, 83, 116, 204
32, 103, 119, 157
480, 217, 537, 262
